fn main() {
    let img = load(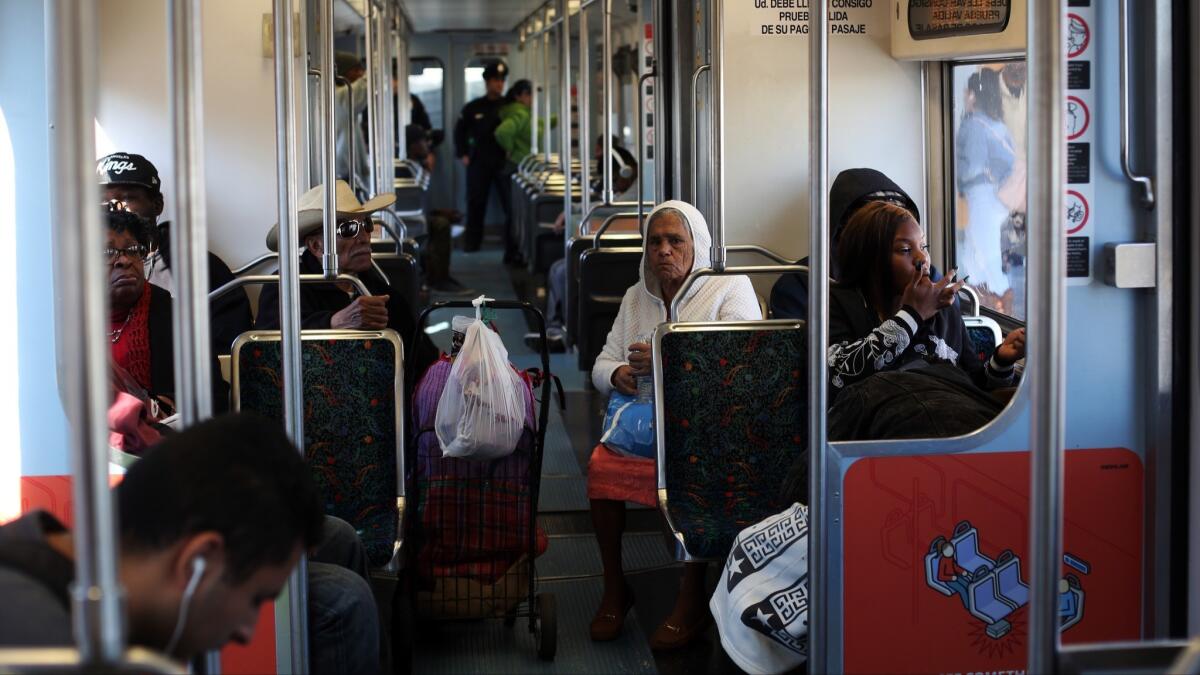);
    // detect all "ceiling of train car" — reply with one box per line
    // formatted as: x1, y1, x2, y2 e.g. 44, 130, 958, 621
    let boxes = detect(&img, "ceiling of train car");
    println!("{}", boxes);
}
402, 0, 546, 32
